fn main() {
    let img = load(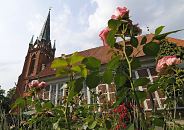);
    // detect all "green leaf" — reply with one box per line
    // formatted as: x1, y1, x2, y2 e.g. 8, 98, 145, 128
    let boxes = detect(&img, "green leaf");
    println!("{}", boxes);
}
35, 101, 42, 112
152, 116, 164, 127
42, 101, 54, 109
74, 78, 84, 93
125, 46, 133, 56
136, 91, 147, 102
107, 56, 121, 70
134, 77, 150, 87
153, 29, 184, 40
86, 72, 101, 89
55, 67, 67, 77
12, 98, 25, 109
106, 30, 116, 47
70, 52, 84, 65
127, 123, 134, 130
82, 57, 101, 70
131, 58, 141, 70
86, 115, 94, 123
112, 96, 124, 108
105, 119, 112, 129
130, 36, 138, 48
108, 19, 122, 30
68, 78, 84, 101
114, 74, 126, 87
103, 70, 113, 84
88, 121, 97, 129
51, 58, 67, 68
141, 36, 147, 45
147, 83, 158, 93
71, 65, 81, 72
67, 81, 75, 101
155, 26, 165, 35
143, 42, 160, 56
80, 66, 88, 78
